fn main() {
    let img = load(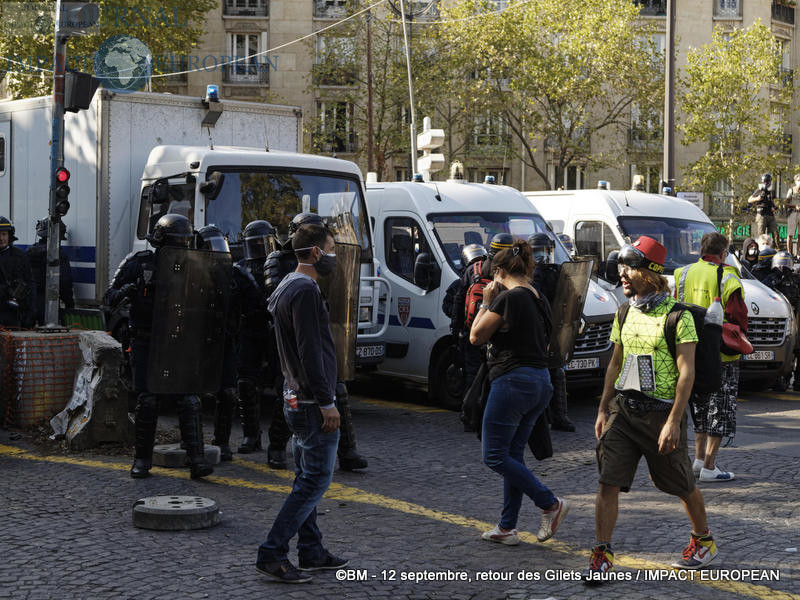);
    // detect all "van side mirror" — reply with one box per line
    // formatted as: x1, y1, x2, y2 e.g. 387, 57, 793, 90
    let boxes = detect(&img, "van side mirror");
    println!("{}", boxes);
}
414, 252, 441, 292
199, 171, 225, 201
604, 250, 620, 284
